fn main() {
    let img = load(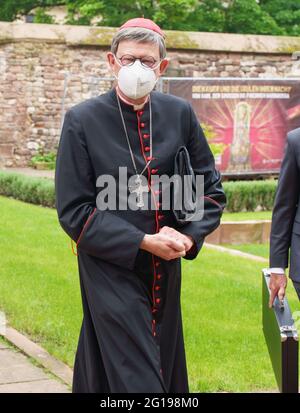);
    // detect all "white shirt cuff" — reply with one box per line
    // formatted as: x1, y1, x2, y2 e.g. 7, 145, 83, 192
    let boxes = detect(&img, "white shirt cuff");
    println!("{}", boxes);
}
269, 267, 286, 275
